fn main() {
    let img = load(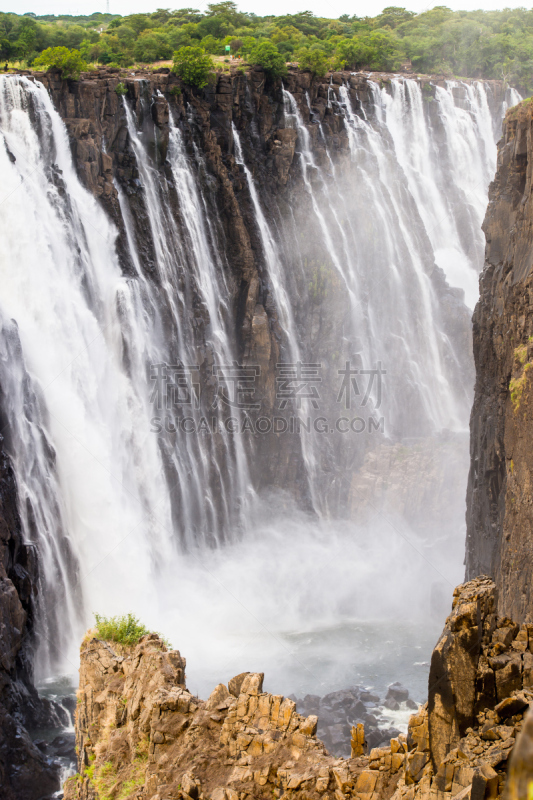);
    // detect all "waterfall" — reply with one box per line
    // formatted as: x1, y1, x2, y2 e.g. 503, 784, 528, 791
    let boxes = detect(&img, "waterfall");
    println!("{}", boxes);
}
0, 72, 522, 696
368, 79, 503, 308
233, 124, 299, 356
282, 84, 467, 439
0, 76, 178, 671
0, 76, 255, 672
119, 99, 254, 546
250, 78, 519, 518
